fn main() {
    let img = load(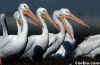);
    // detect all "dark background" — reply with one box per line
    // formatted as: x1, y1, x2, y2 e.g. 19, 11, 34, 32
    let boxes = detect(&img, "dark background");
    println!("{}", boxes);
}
0, 0, 100, 42
0, 0, 100, 65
